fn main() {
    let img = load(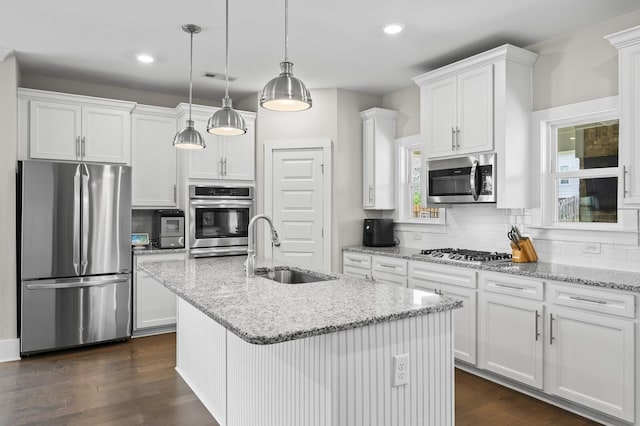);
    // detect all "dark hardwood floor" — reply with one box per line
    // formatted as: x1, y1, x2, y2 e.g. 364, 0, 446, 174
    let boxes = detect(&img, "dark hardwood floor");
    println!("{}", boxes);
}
0, 333, 601, 425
